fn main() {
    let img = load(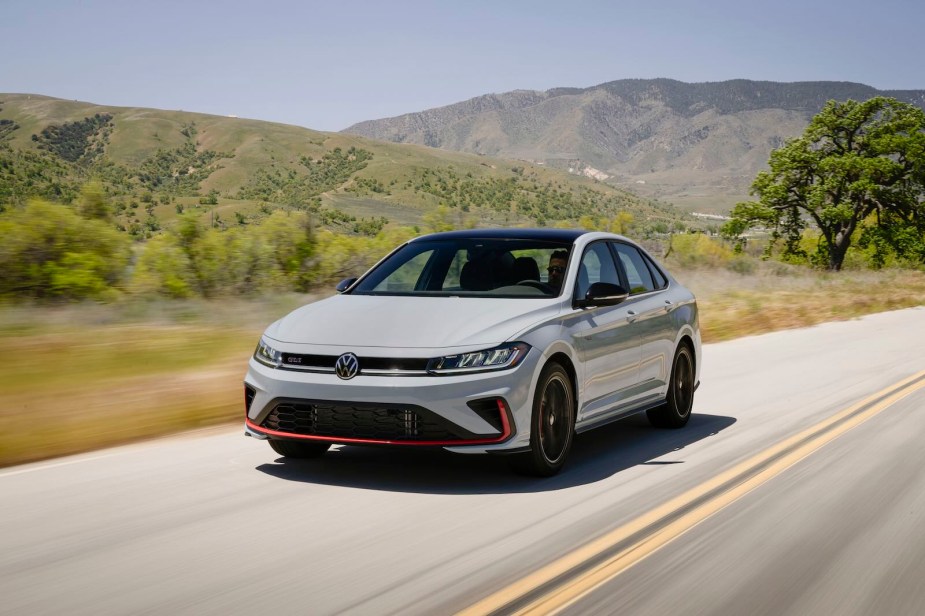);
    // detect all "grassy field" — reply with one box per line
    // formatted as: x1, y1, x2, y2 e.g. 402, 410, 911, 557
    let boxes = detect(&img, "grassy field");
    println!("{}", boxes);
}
683, 268, 925, 341
1, 267, 923, 468
0, 295, 311, 466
